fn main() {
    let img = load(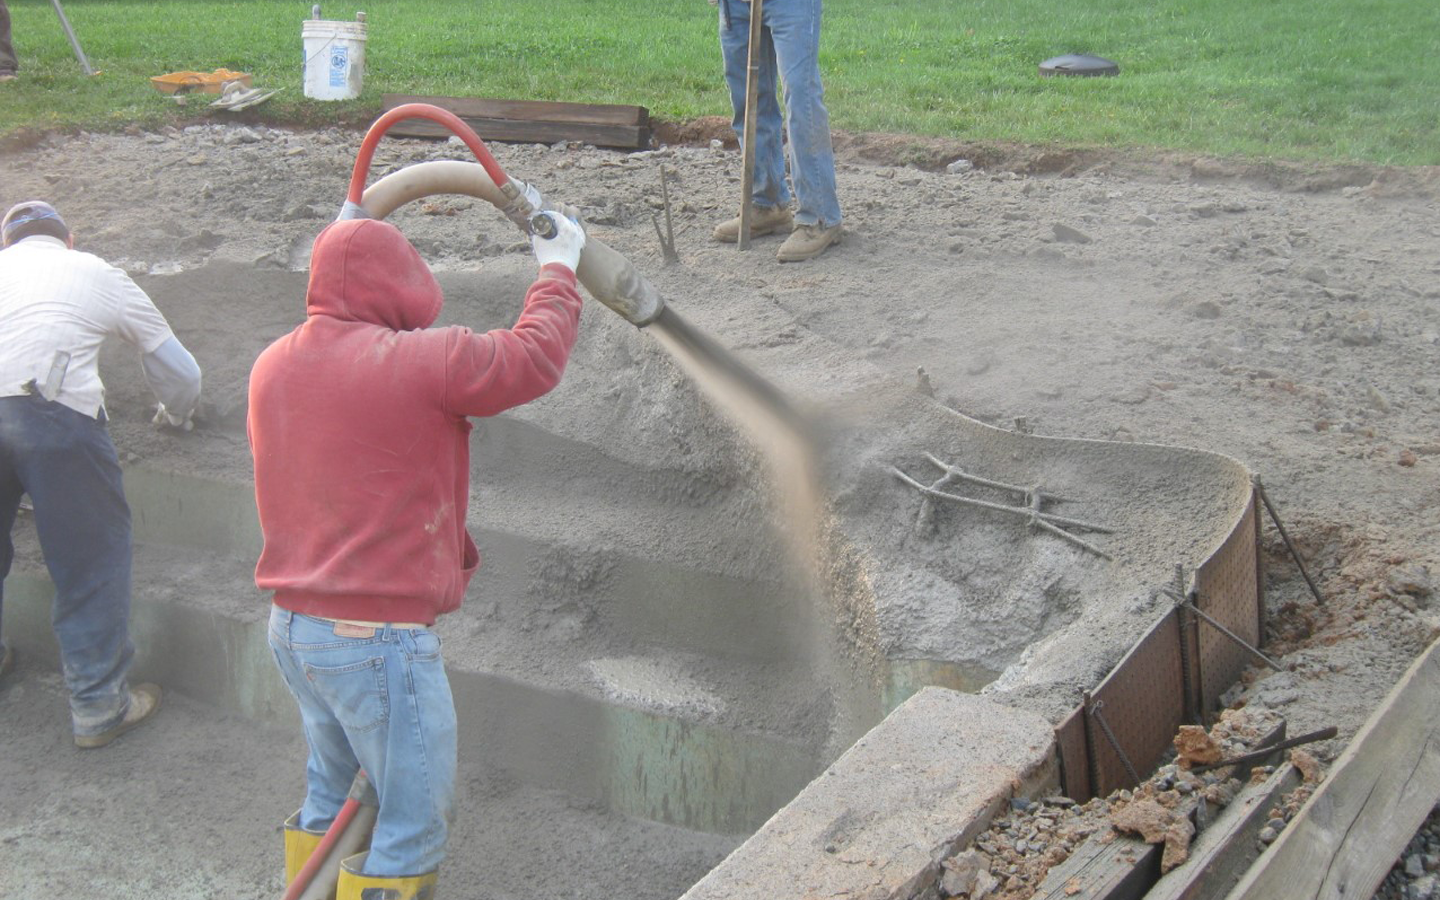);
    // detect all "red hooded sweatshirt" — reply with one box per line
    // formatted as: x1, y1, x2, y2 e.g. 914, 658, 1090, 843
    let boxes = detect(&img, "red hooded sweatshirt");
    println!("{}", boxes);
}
248, 218, 583, 624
